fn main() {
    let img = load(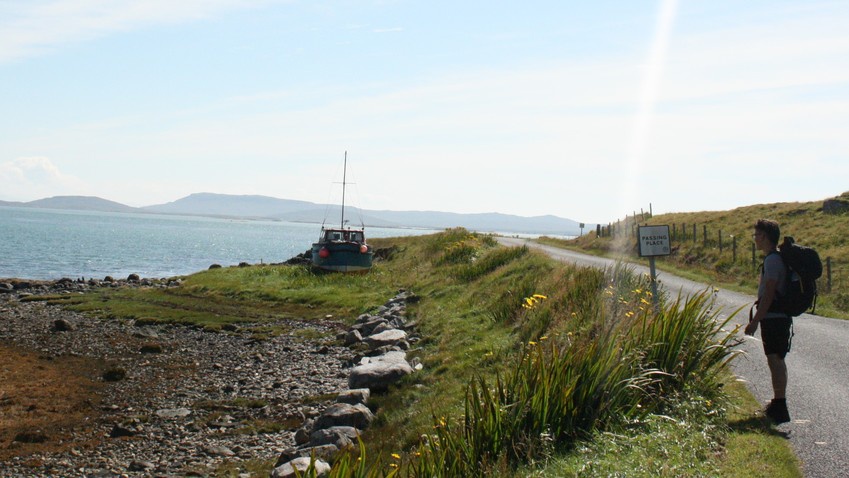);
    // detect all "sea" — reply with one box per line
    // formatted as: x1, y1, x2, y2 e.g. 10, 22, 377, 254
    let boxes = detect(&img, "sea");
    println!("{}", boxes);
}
0, 206, 436, 281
